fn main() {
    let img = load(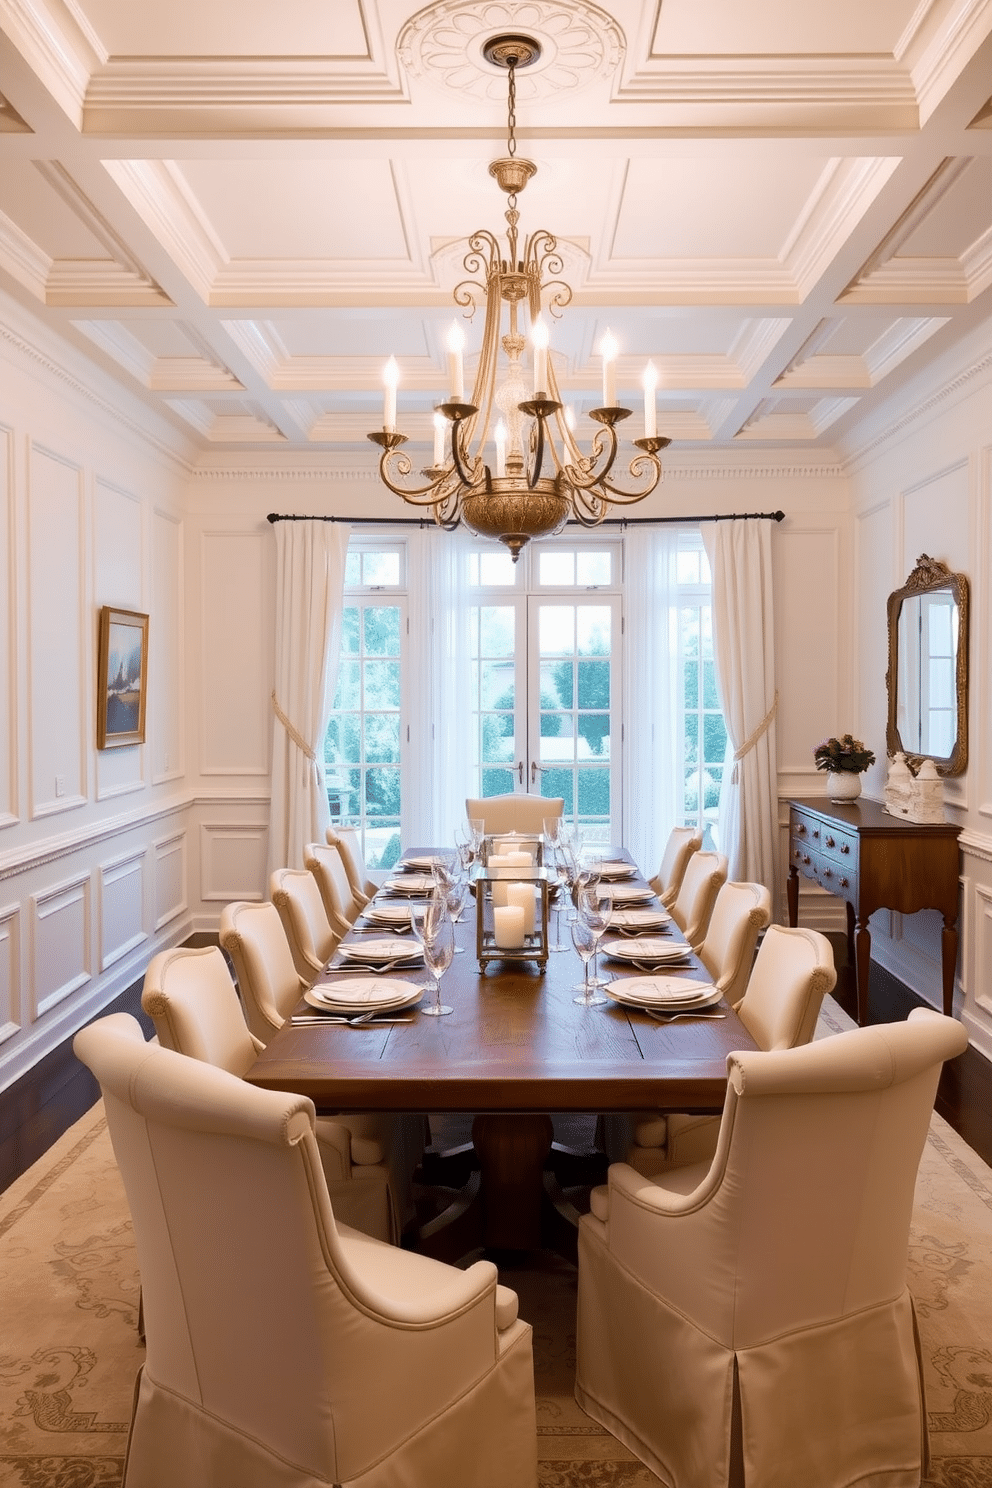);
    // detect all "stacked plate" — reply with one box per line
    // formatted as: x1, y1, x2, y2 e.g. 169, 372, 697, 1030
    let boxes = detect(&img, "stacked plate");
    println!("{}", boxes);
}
335, 936, 423, 969
399, 854, 448, 872
304, 978, 423, 1015
606, 882, 658, 906
362, 900, 415, 928
605, 976, 721, 1012
609, 907, 671, 932
383, 872, 436, 896
602, 937, 694, 968
596, 860, 637, 880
